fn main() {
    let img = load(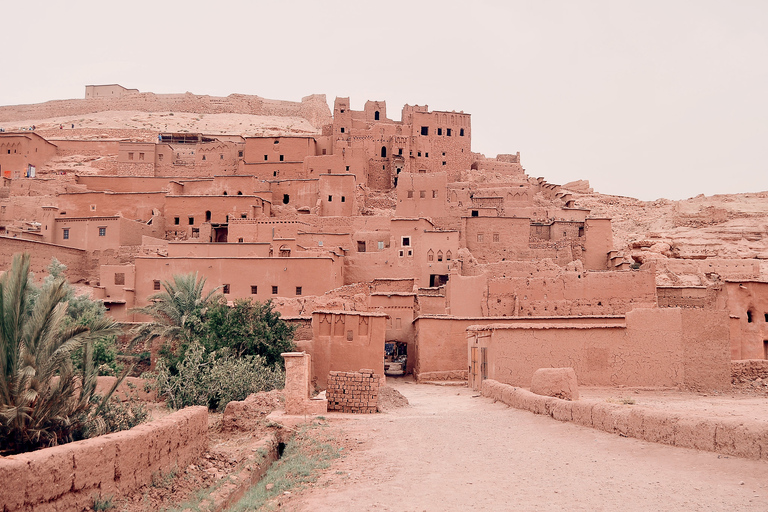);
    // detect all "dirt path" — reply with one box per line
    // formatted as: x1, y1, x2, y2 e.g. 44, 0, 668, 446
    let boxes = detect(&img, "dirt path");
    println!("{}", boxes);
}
285, 380, 768, 511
